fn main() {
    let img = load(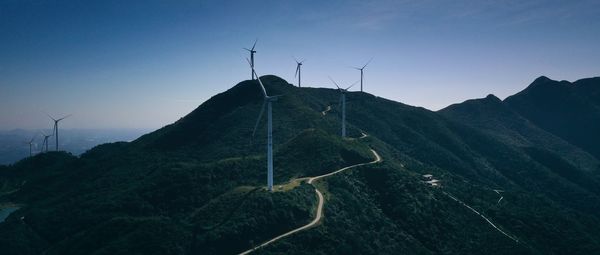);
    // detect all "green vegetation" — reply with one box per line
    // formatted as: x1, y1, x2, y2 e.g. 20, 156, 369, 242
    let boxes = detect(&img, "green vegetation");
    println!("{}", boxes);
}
1, 75, 600, 254
260, 162, 530, 254
505, 76, 600, 158
191, 184, 316, 254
